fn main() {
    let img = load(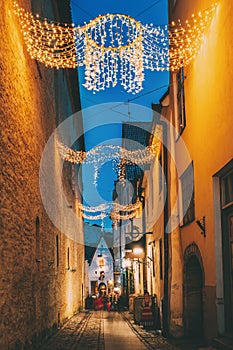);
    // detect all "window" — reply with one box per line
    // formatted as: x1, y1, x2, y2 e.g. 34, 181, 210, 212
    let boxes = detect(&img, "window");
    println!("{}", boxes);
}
221, 171, 233, 208
177, 68, 186, 135
180, 162, 195, 226
99, 258, 105, 267
91, 281, 98, 295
